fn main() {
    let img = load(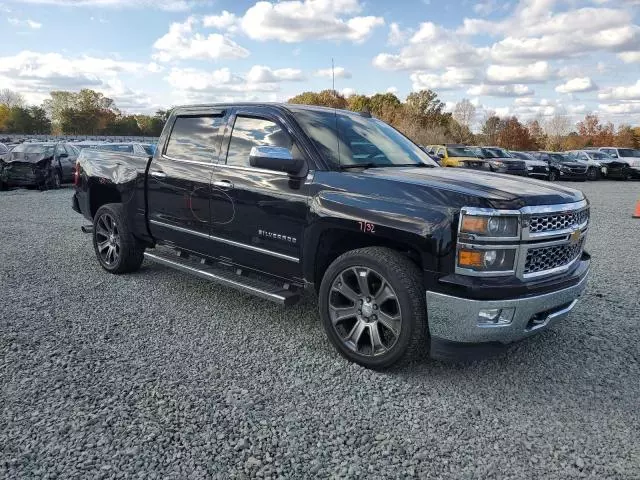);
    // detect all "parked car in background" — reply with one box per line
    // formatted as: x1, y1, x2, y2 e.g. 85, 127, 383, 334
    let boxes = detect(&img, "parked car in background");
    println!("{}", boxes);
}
0, 142, 76, 189
471, 147, 528, 176
432, 144, 487, 169
418, 145, 441, 164
0, 143, 9, 161
565, 150, 611, 180
96, 142, 150, 157
598, 147, 640, 179
73, 141, 107, 151
529, 152, 587, 181
509, 151, 550, 180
